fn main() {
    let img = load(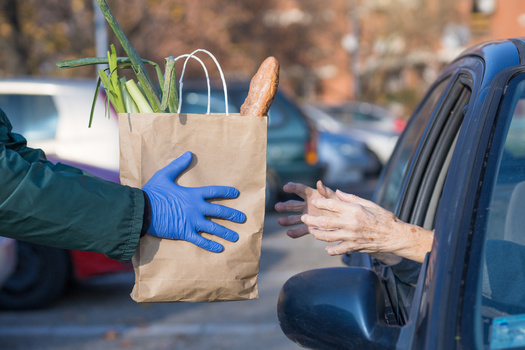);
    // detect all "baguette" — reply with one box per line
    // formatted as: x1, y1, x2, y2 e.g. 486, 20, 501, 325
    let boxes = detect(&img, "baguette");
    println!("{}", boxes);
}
240, 56, 280, 117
